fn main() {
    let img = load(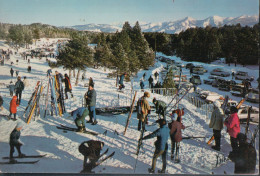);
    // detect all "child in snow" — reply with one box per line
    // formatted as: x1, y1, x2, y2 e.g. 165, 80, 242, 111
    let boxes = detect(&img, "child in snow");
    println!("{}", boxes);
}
9, 121, 25, 163
78, 140, 105, 173
7, 81, 15, 97
70, 107, 89, 132
9, 95, 19, 120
